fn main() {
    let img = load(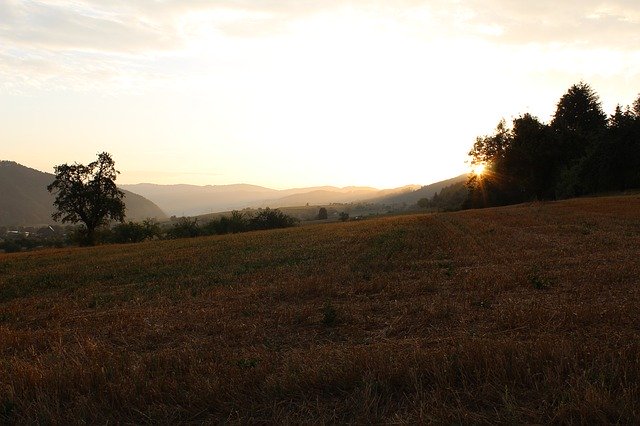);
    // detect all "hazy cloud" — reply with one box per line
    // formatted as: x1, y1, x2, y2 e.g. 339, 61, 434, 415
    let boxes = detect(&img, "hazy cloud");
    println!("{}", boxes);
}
0, 0, 180, 52
2, 1, 639, 52
3, 1, 640, 188
457, 0, 640, 47
1, 0, 639, 91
